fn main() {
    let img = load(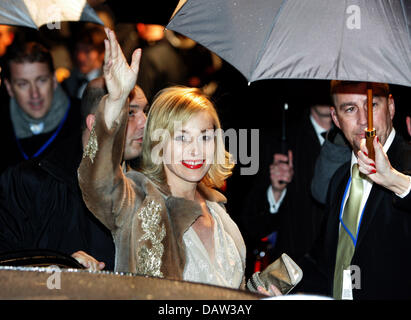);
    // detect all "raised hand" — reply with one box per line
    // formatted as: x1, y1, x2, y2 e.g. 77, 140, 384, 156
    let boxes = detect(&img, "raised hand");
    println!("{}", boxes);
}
102, 28, 142, 129
103, 27, 142, 105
